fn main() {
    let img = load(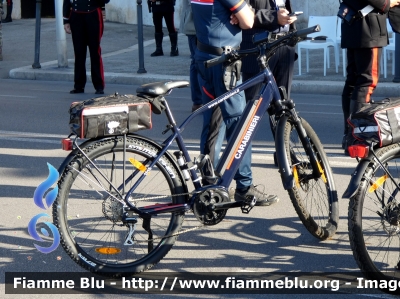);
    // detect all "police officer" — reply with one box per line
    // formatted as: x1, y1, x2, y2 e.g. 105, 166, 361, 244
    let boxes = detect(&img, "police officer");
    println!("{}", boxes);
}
241, 0, 297, 103
341, 0, 400, 153
2, 0, 12, 23
63, 0, 106, 94
148, 0, 179, 57
192, 0, 279, 205
241, 0, 297, 147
